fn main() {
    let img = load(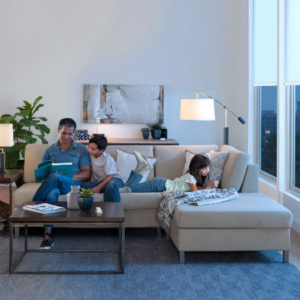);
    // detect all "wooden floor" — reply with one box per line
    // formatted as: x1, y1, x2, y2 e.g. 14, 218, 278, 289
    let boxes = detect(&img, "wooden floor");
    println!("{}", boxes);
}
0, 186, 300, 269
